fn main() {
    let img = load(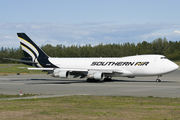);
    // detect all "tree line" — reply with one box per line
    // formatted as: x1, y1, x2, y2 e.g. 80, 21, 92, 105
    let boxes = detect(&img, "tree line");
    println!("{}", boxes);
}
1, 37, 180, 63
